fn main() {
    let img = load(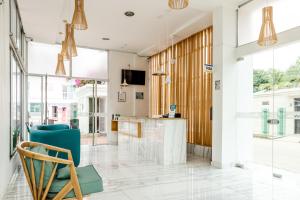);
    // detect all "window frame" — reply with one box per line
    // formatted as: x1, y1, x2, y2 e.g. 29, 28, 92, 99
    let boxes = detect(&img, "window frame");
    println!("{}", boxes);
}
9, 0, 27, 158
